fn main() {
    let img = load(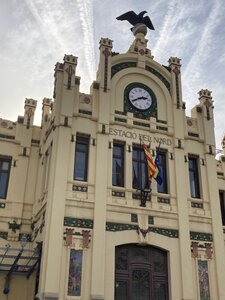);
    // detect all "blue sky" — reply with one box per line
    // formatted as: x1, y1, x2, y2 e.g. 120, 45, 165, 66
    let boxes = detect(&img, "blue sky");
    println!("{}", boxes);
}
0, 0, 225, 148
